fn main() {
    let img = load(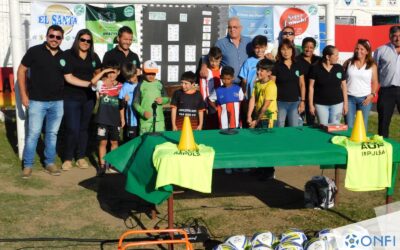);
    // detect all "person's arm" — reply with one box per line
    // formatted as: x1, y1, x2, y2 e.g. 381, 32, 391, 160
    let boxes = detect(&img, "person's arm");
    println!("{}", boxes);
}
64, 74, 92, 87
362, 64, 379, 106
298, 75, 306, 113
133, 83, 150, 119
247, 94, 256, 126
341, 79, 348, 115
119, 99, 126, 128
17, 64, 29, 107
197, 110, 204, 130
257, 100, 272, 122
171, 107, 178, 131
90, 68, 115, 87
308, 79, 316, 116
156, 81, 170, 104
208, 89, 218, 110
